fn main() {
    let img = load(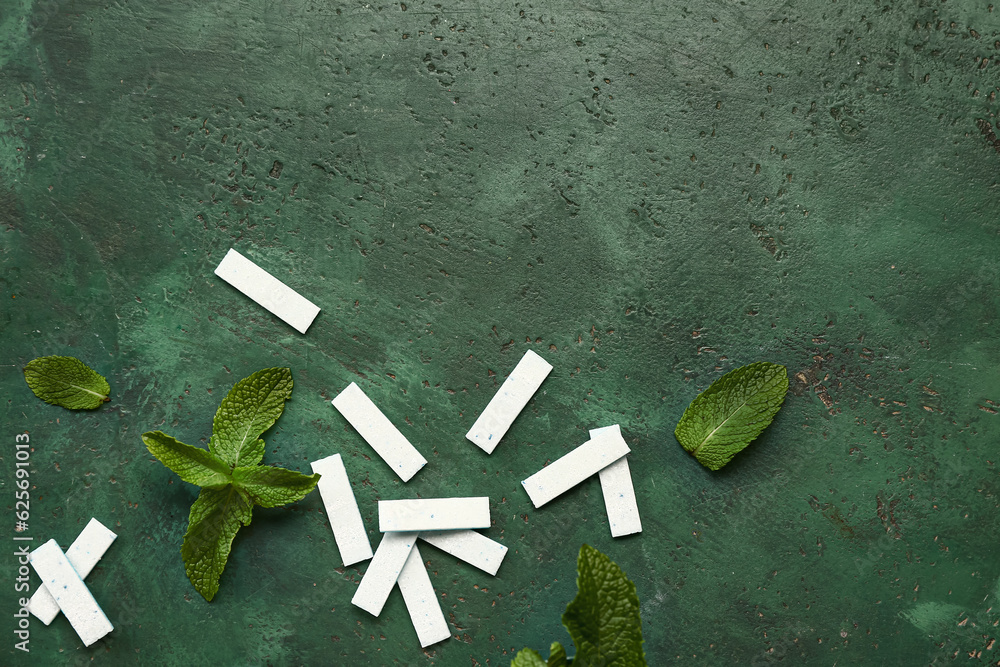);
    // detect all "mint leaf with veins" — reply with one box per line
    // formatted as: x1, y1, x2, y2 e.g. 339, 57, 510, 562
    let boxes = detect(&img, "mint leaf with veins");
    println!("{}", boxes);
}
513, 546, 646, 666
210, 367, 293, 467
143, 367, 319, 601
563, 545, 646, 666
674, 361, 788, 471
545, 643, 568, 667
232, 465, 320, 508
511, 643, 567, 667
142, 431, 232, 489
181, 485, 253, 602
23, 355, 110, 410
510, 648, 548, 667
